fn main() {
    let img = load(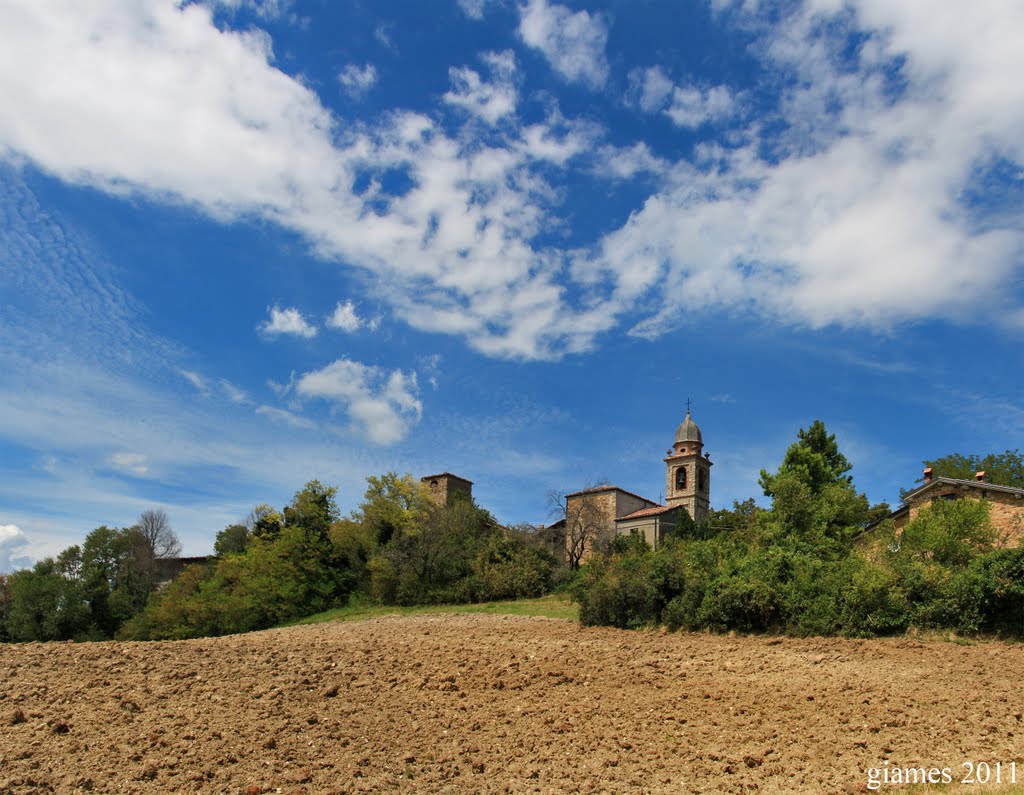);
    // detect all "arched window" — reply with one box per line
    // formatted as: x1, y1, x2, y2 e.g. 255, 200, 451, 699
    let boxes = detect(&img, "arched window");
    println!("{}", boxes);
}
698, 468, 706, 492
675, 466, 687, 490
